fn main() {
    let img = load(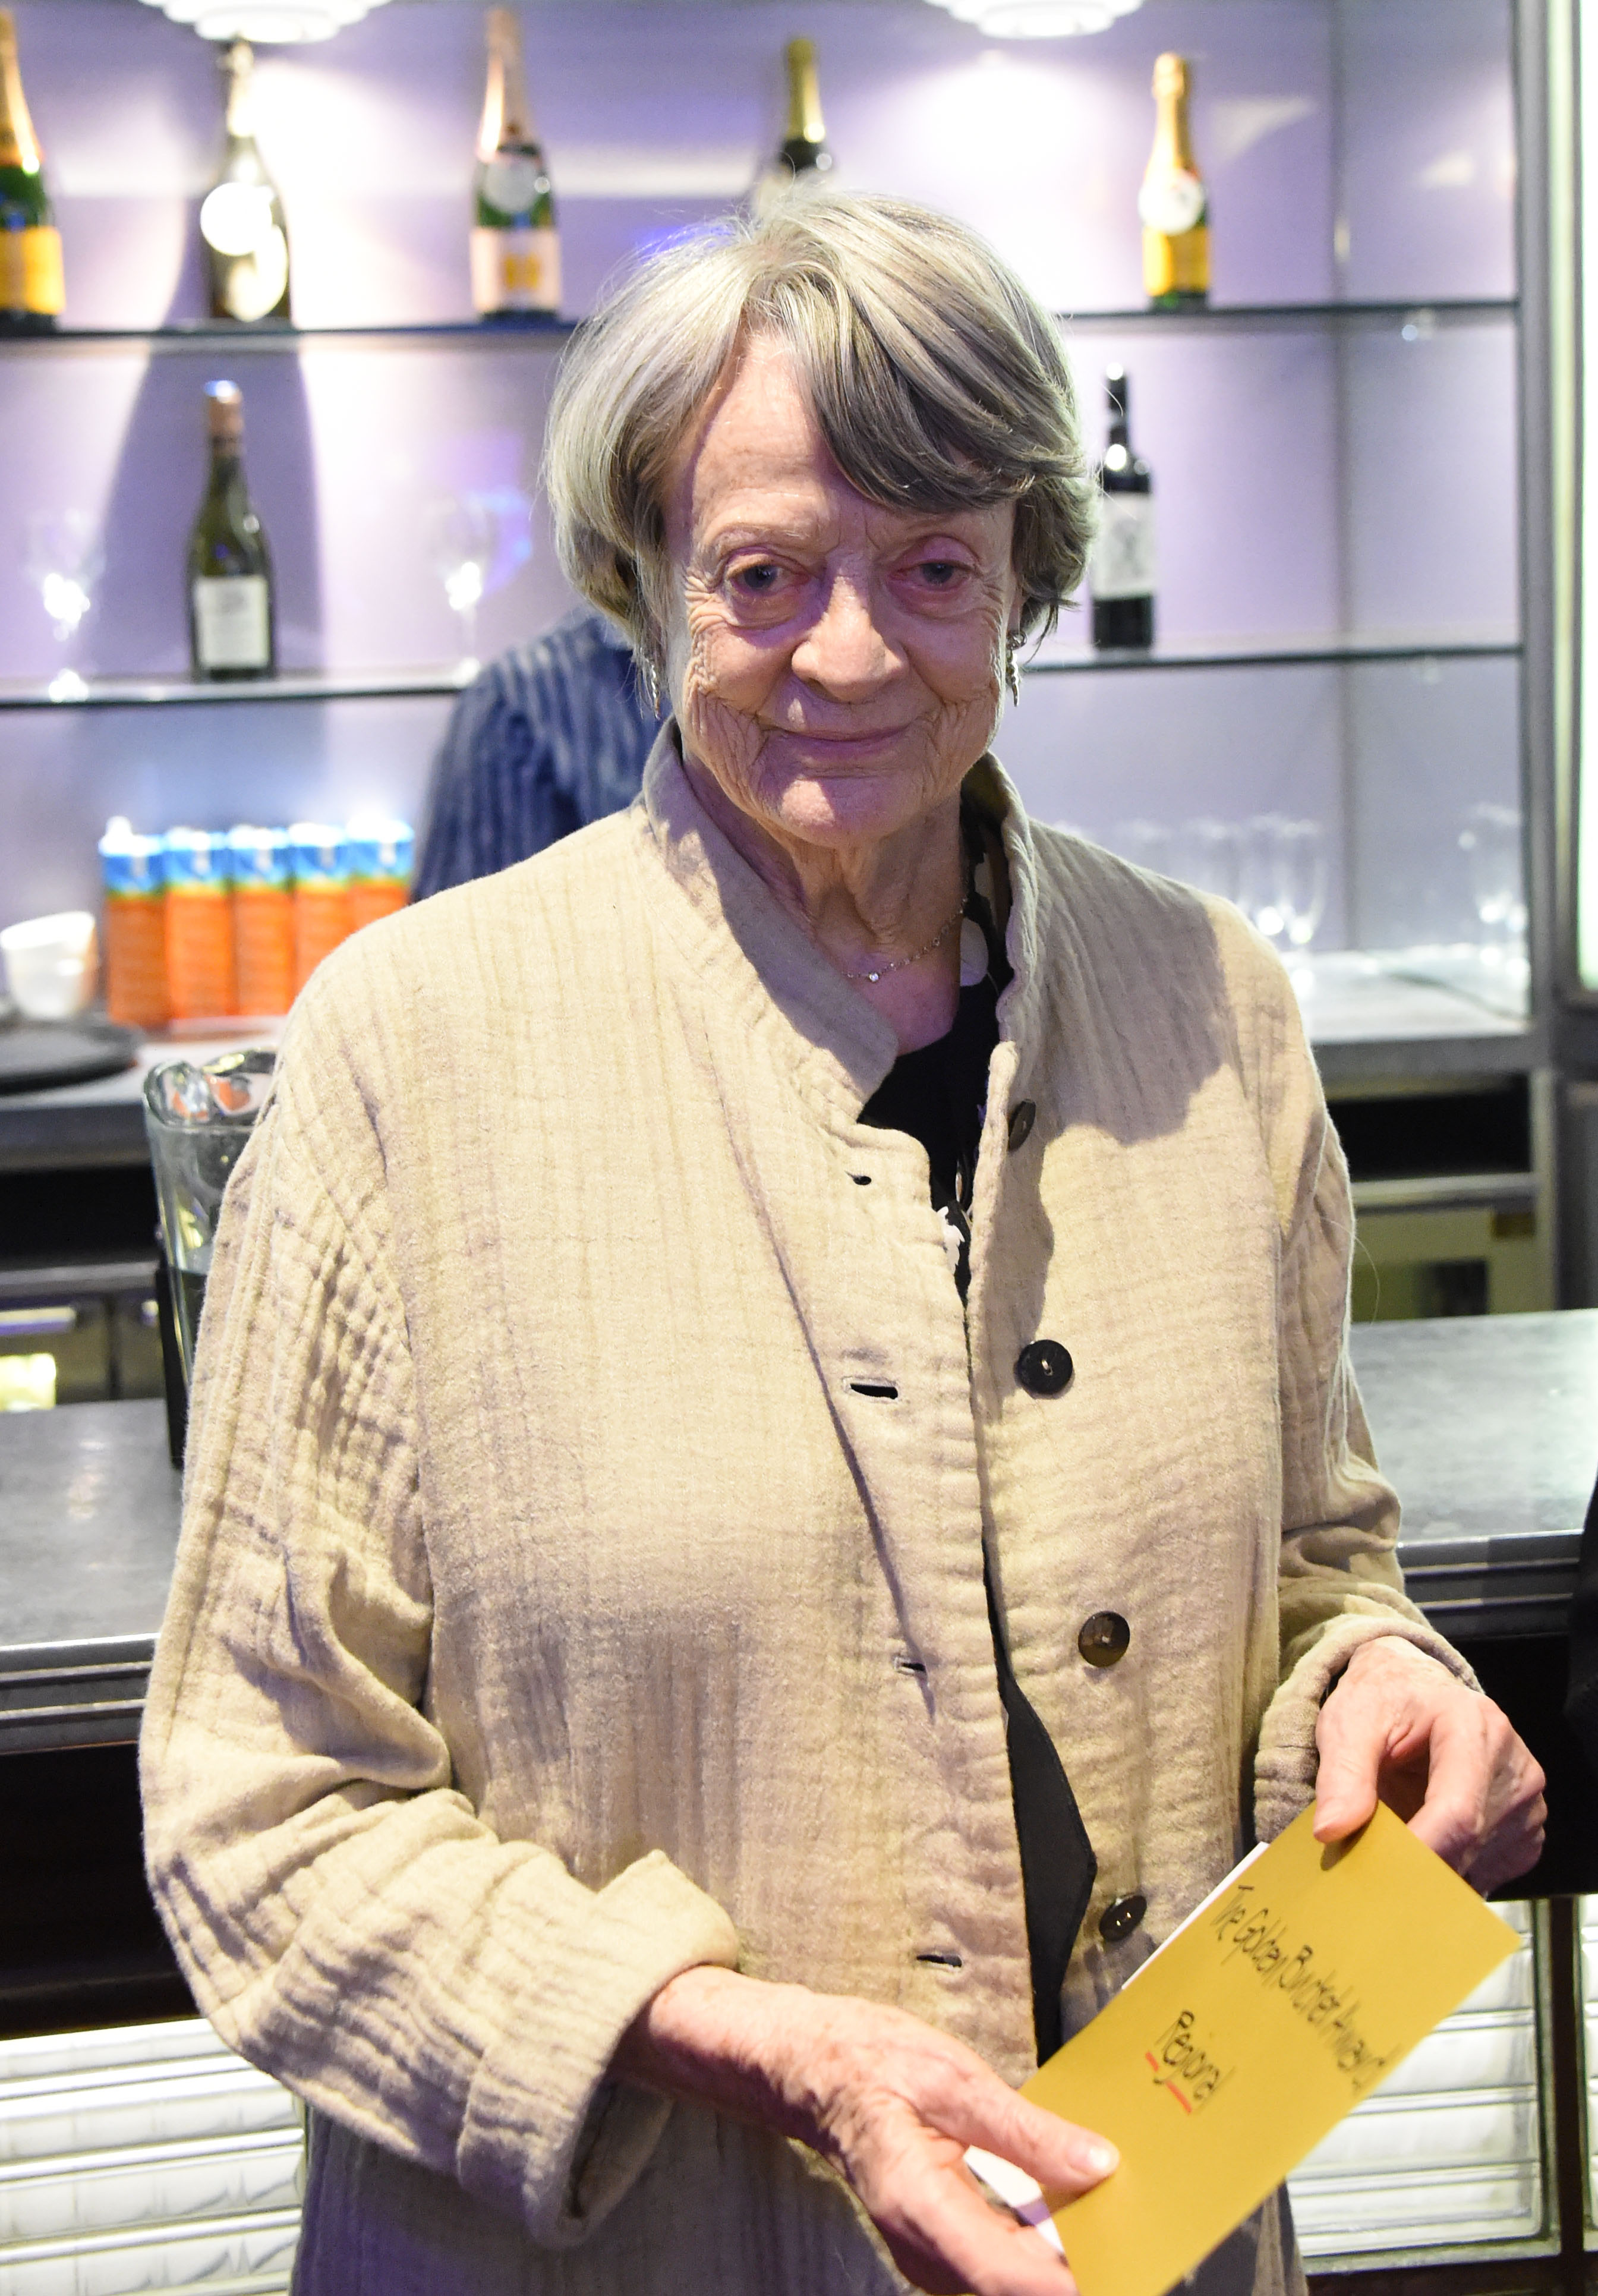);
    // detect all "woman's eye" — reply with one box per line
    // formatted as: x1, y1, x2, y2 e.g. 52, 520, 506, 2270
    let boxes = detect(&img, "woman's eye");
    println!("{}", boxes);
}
731, 562, 783, 596
912, 560, 966, 588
